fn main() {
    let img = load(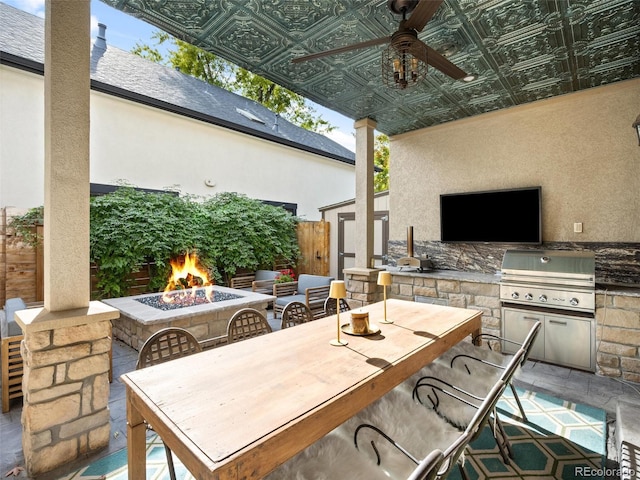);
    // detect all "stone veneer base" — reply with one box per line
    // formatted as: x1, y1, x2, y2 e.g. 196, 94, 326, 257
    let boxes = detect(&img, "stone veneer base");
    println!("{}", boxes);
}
14, 301, 120, 477
381, 268, 640, 383
103, 286, 275, 350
